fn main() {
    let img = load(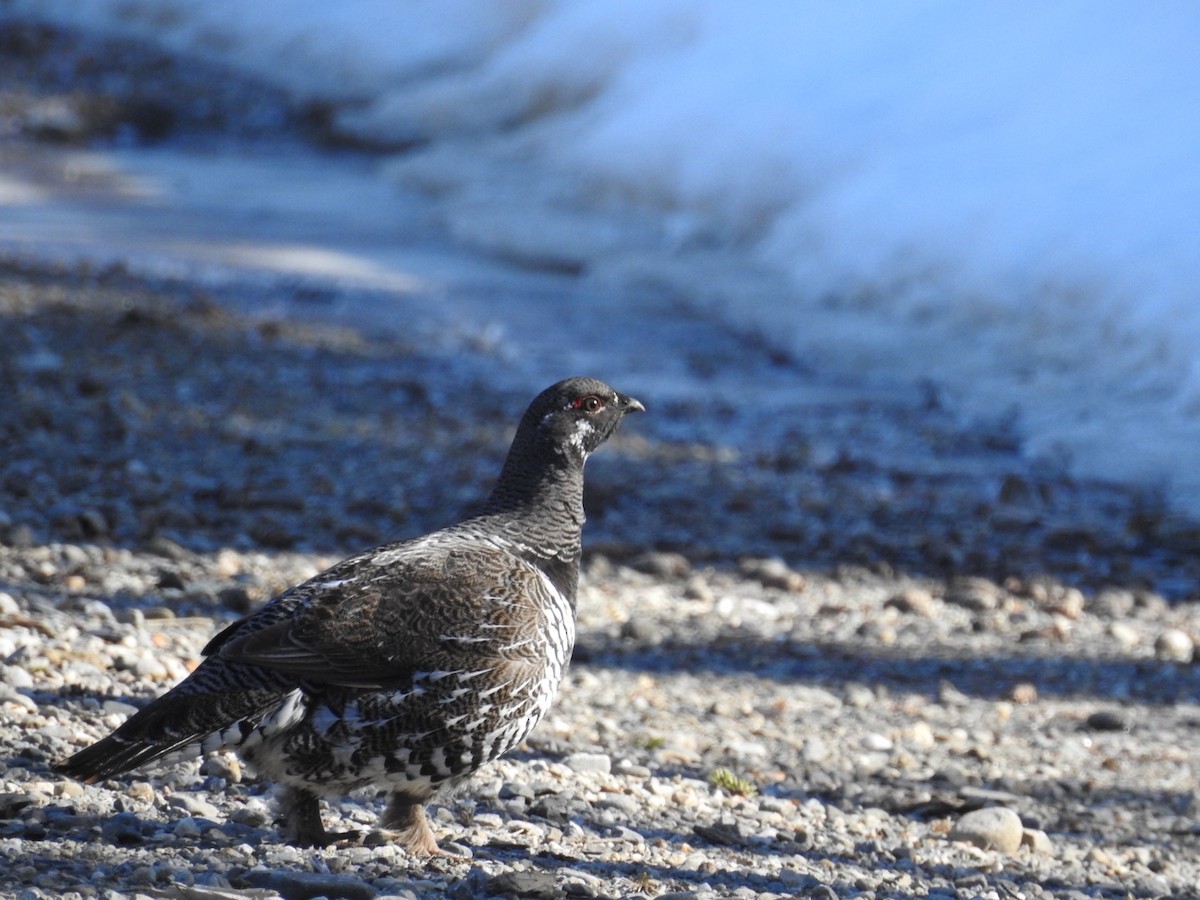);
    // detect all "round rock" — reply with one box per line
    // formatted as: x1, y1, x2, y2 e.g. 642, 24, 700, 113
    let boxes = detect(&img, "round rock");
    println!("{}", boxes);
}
948, 806, 1024, 854
1154, 629, 1194, 663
